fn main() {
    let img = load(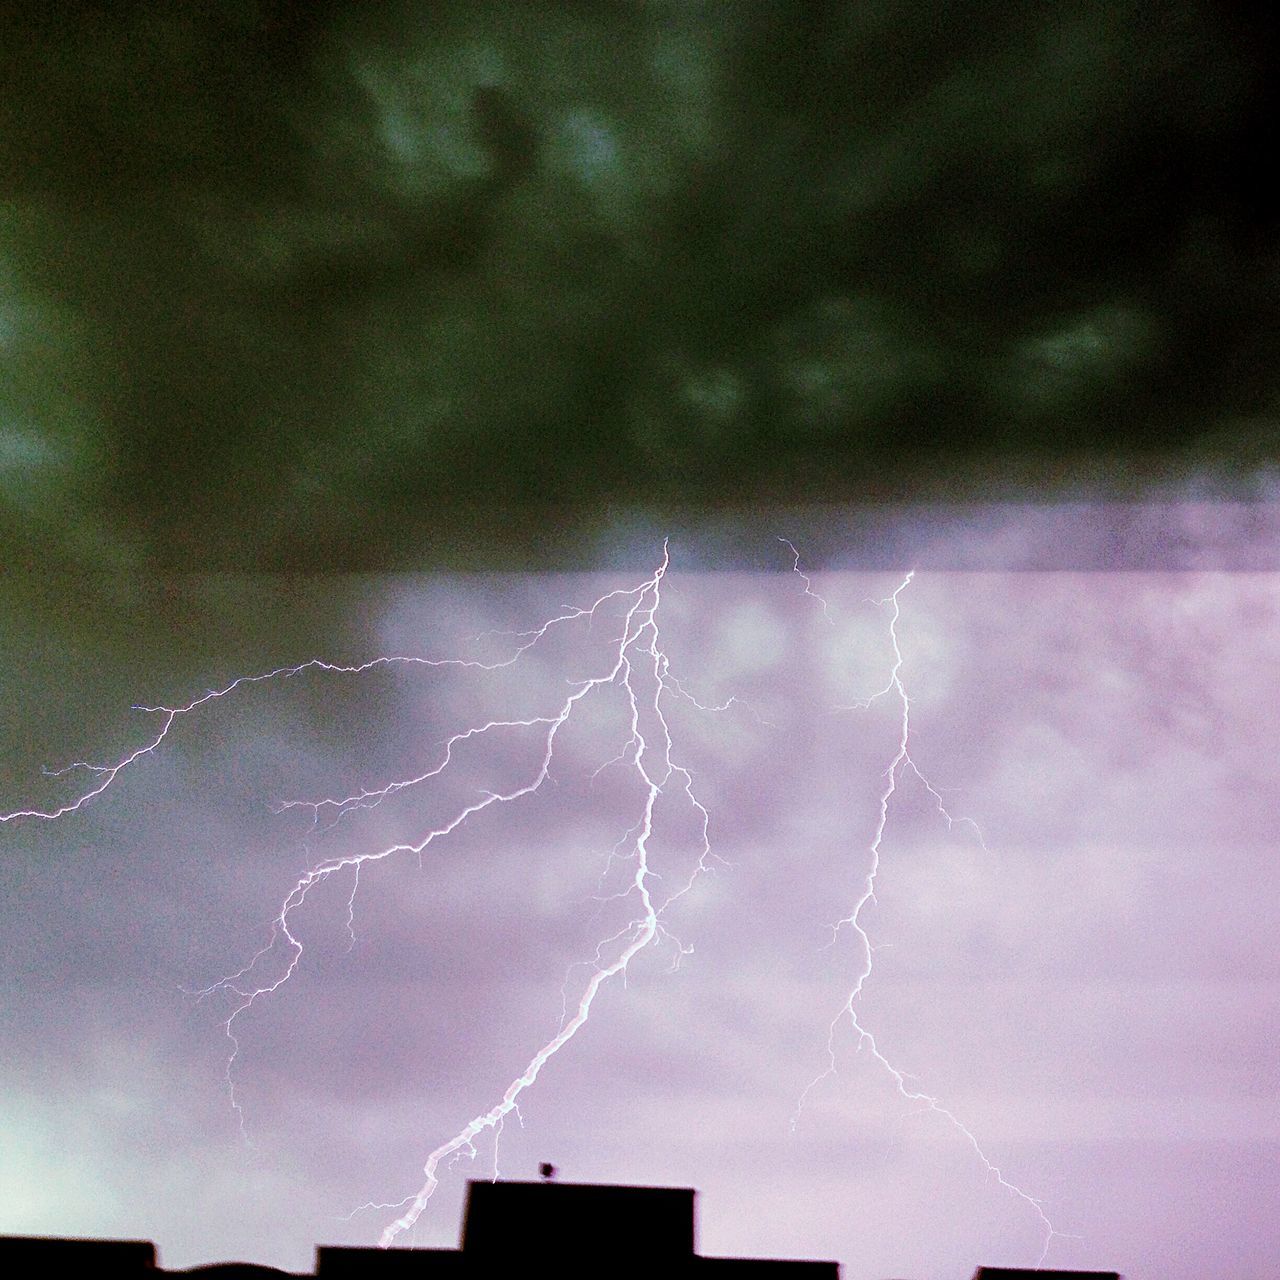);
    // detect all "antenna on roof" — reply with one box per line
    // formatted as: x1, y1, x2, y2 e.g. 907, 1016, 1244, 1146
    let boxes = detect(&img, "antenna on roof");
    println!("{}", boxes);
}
539, 1162, 557, 1181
